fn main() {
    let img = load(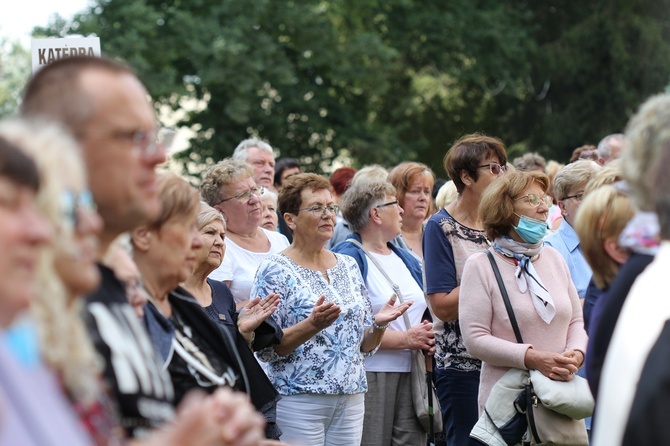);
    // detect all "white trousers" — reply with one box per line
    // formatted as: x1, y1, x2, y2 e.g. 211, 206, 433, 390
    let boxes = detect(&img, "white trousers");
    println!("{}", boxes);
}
276, 393, 365, 446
